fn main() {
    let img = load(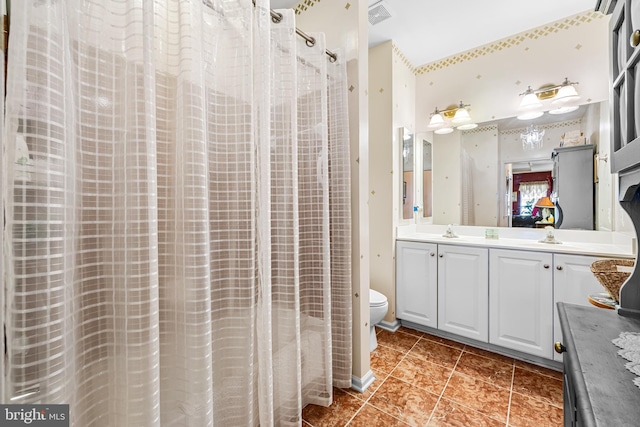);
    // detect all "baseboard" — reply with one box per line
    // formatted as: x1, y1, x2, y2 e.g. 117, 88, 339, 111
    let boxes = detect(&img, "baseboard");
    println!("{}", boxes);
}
376, 319, 401, 332
351, 370, 375, 393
